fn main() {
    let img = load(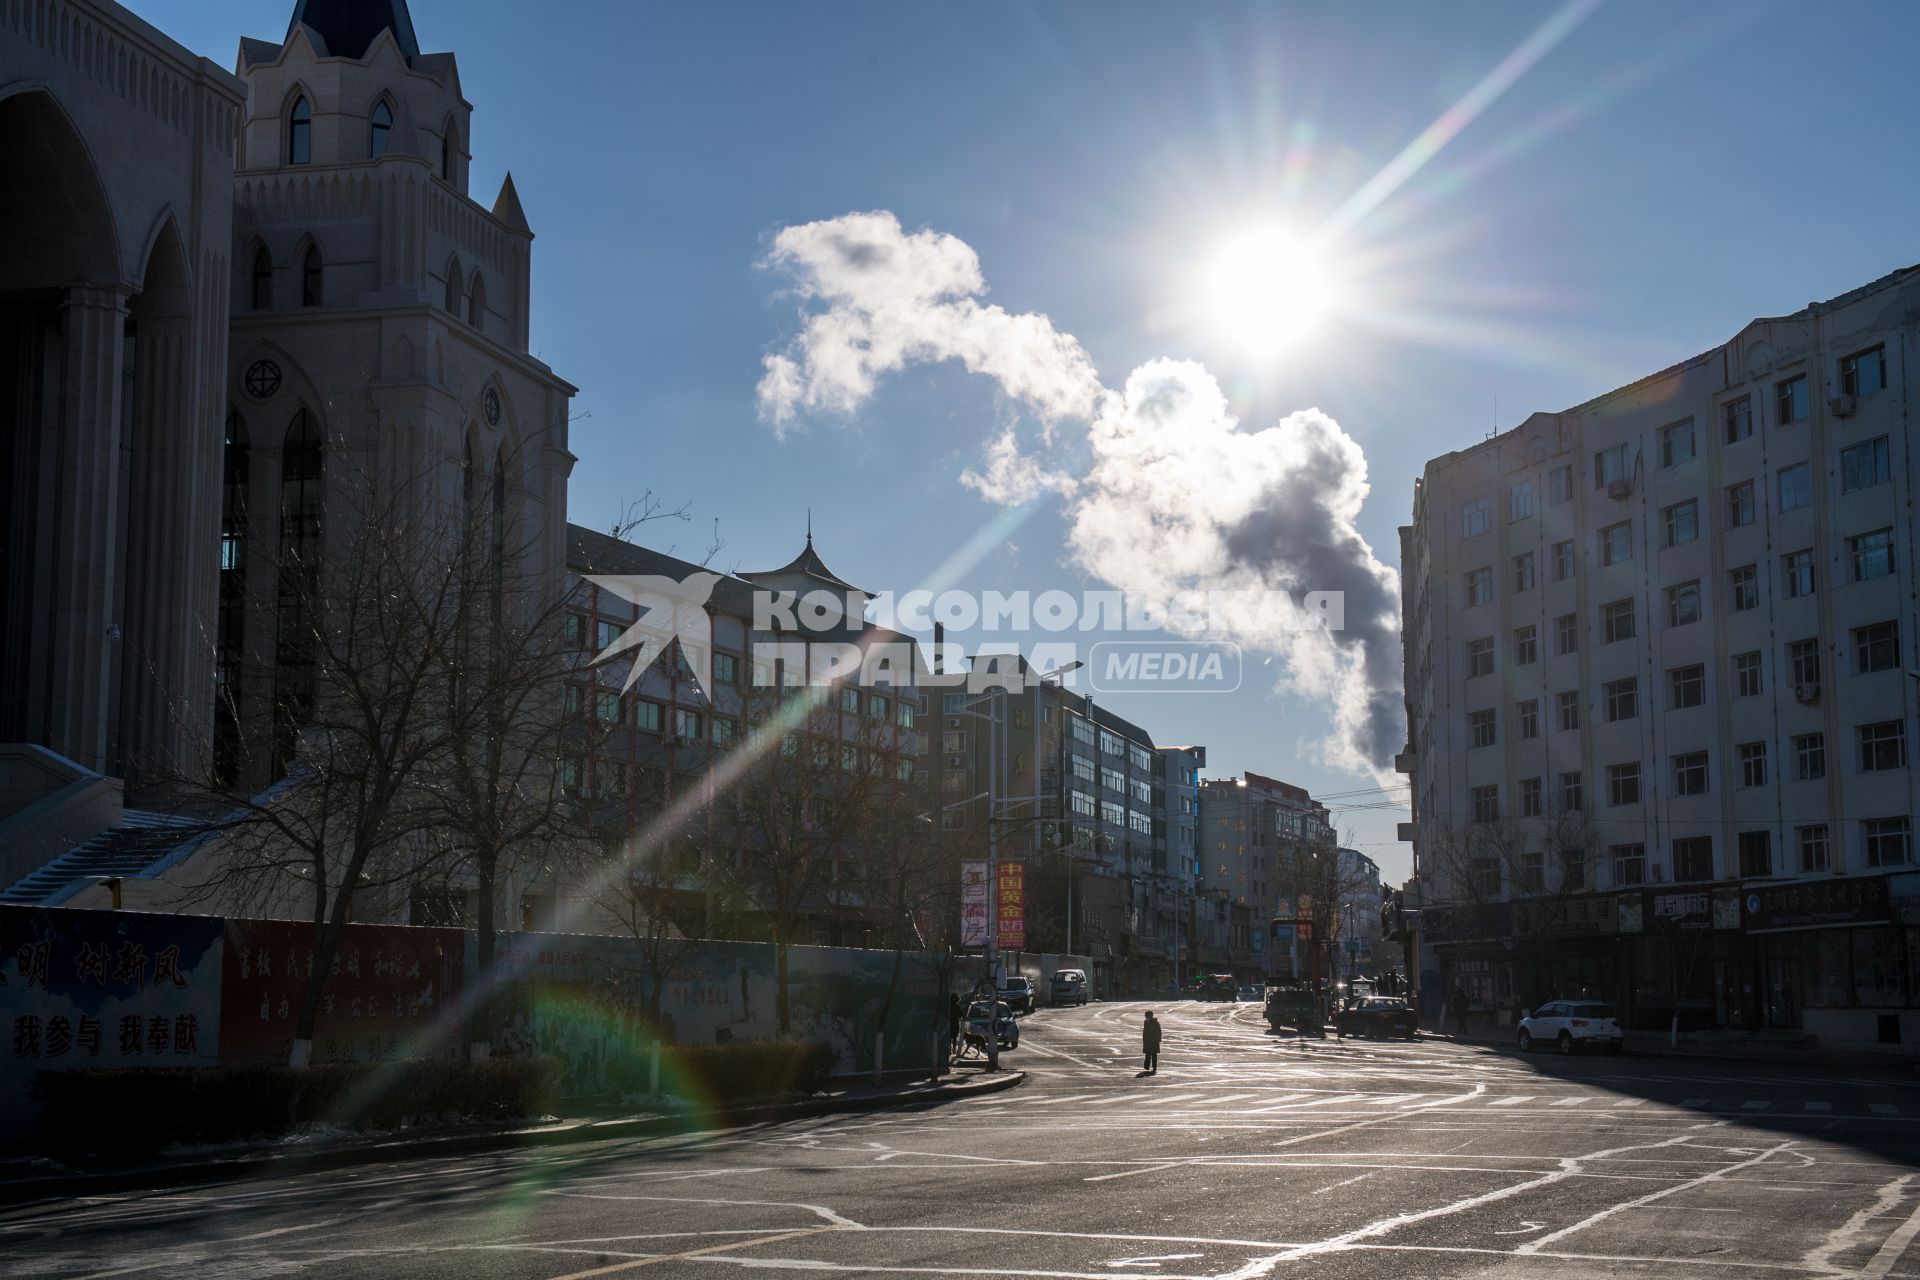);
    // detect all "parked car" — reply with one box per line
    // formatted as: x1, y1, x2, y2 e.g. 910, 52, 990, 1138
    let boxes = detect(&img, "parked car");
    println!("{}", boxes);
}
967, 999, 1020, 1050
1238, 983, 1264, 1002
1050, 968, 1089, 1007
1264, 984, 1323, 1034
1196, 973, 1238, 1002
1517, 1000, 1622, 1054
1334, 996, 1418, 1040
999, 976, 1035, 1015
